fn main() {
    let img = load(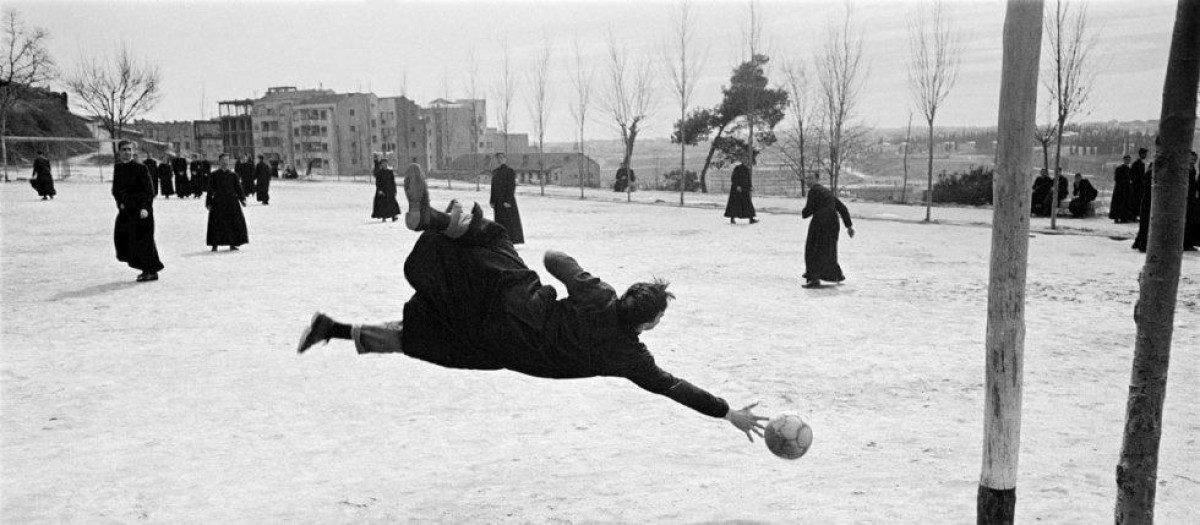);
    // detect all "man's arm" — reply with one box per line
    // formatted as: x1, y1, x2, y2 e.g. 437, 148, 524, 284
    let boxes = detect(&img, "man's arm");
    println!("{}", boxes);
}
625, 359, 768, 441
